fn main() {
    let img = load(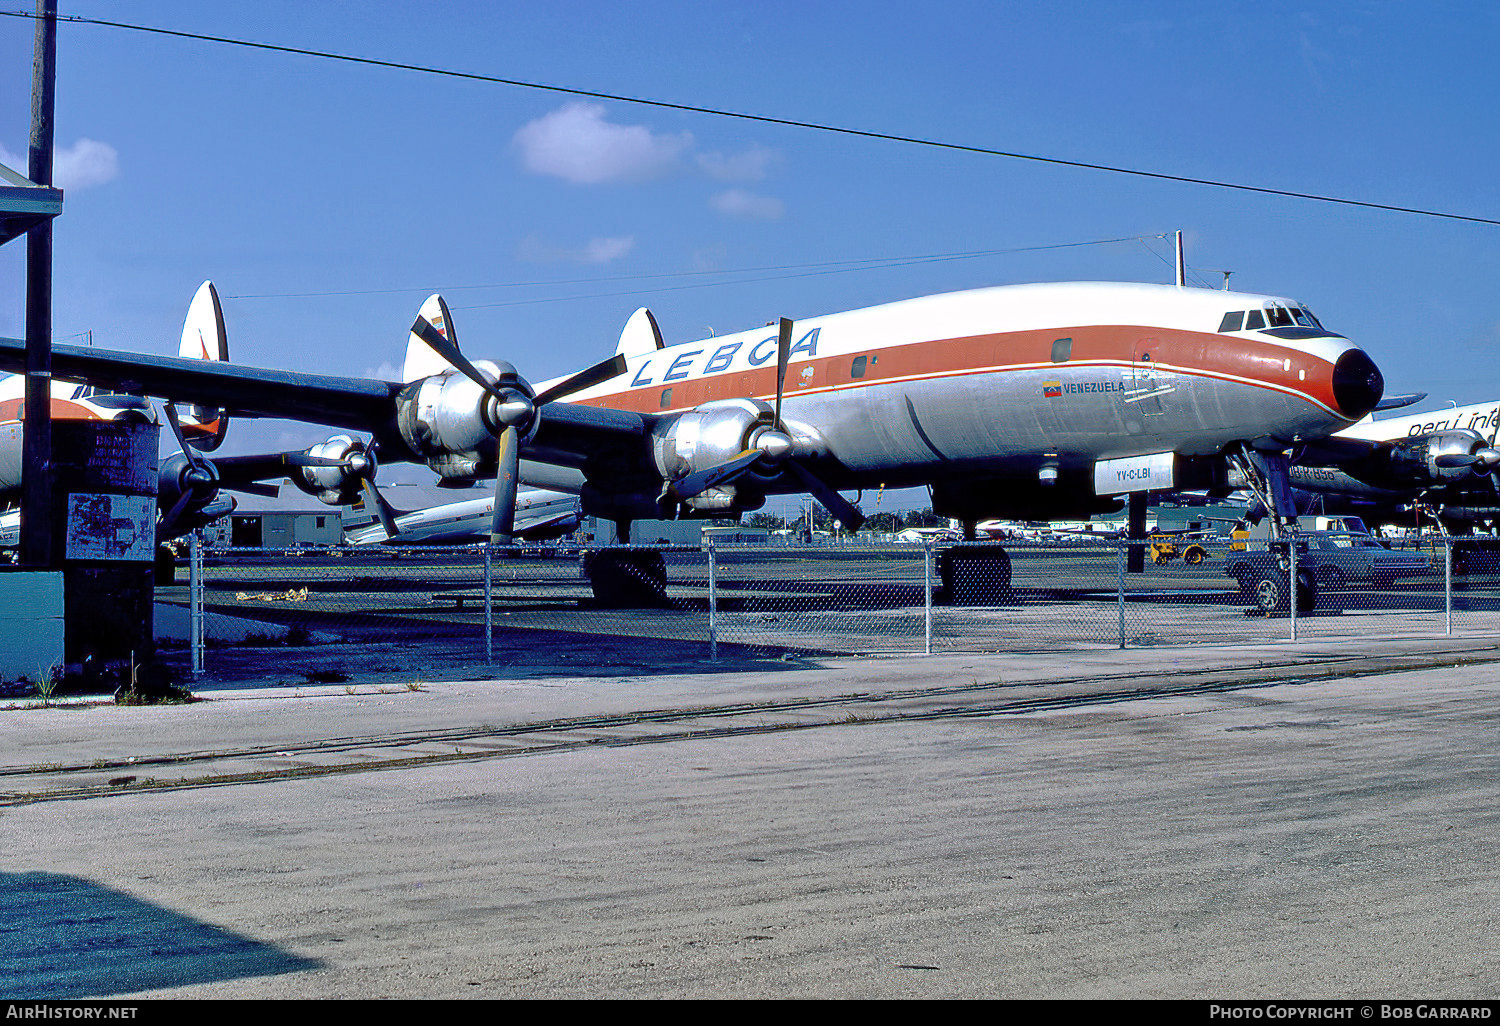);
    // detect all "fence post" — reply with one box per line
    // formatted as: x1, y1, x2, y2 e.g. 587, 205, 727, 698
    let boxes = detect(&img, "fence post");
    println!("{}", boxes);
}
1116, 538, 1126, 649
1289, 538, 1298, 642
1444, 538, 1452, 636
483, 542, 493, 664
707, 536, 718, 661
923, 539, 933, 655
189, 530, 203, 678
